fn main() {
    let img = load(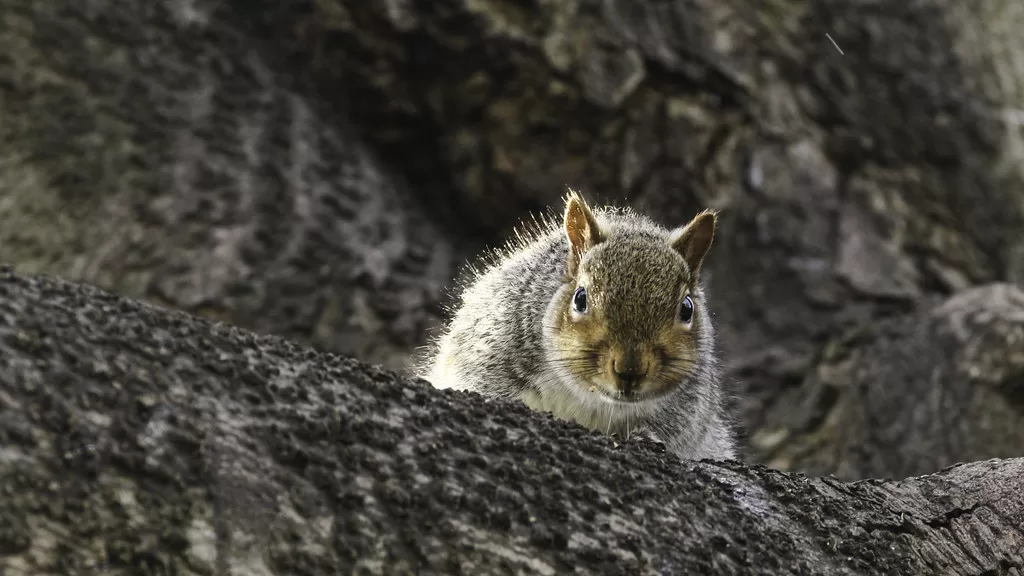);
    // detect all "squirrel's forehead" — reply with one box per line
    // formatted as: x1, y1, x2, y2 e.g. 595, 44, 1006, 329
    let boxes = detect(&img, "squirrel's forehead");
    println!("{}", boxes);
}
585, 239, 681, 270
583, 240, 685, 292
